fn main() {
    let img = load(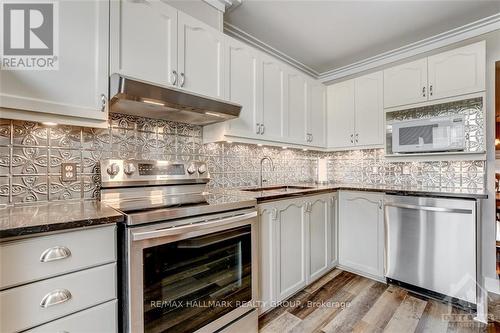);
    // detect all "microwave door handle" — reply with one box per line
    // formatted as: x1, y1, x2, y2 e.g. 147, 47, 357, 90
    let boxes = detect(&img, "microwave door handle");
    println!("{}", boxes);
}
131, 211, 257, 241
